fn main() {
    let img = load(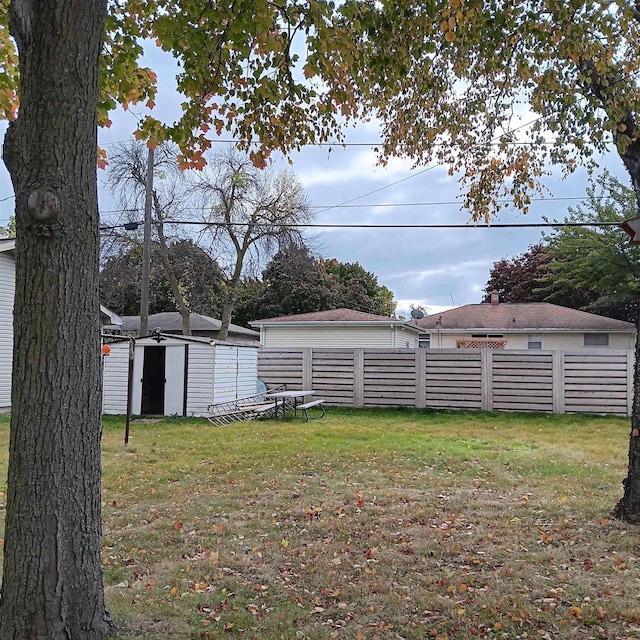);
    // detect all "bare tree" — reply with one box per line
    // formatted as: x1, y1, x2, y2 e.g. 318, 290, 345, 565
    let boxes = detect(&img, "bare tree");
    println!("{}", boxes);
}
194, 149, 312, 341
105, 141, 194, 334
